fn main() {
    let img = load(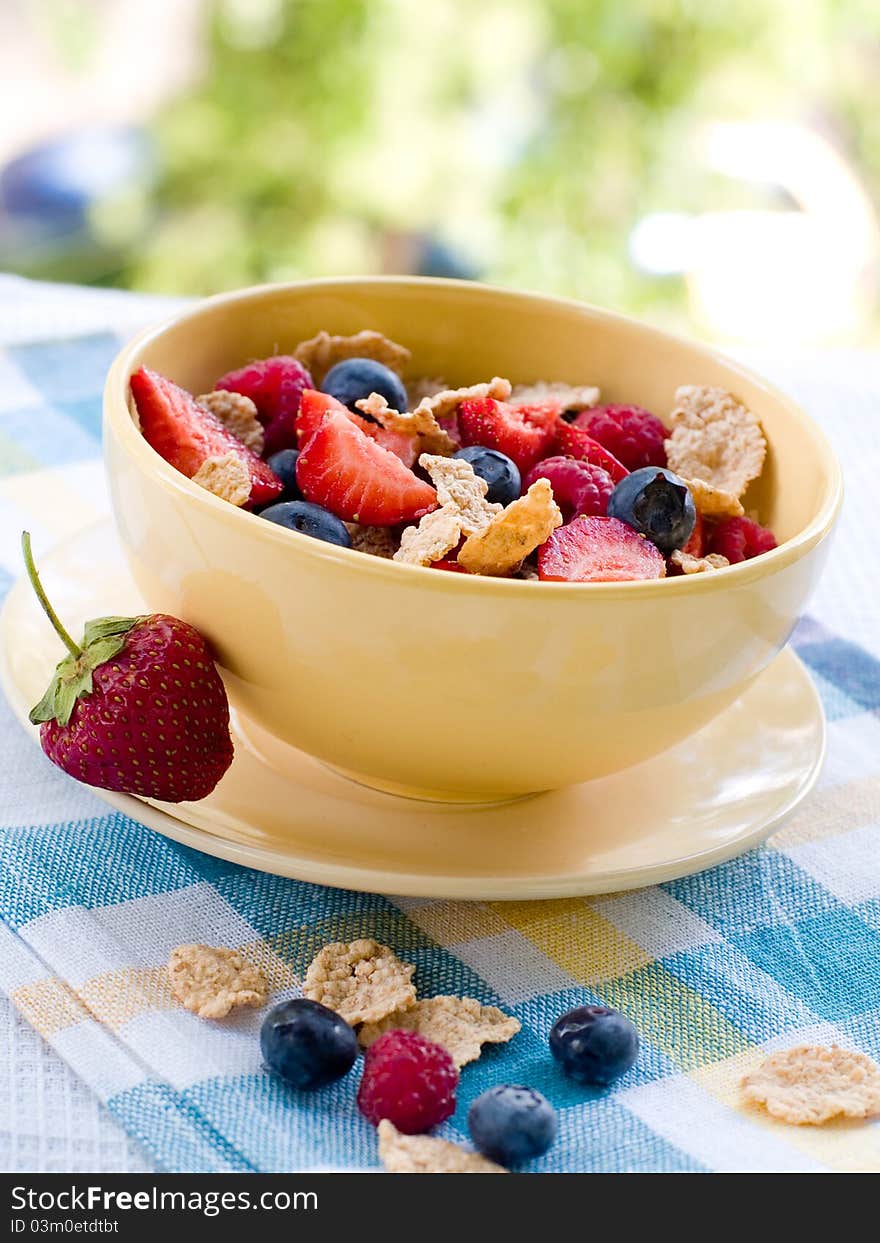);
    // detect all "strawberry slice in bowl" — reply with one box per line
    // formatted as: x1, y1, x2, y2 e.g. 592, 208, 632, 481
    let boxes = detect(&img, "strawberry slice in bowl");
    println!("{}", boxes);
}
297, 408, 437, 527
130, 367, 283, 508
297, 389, 418, 468
538, 515, 666, 583
458, 396, 558, 475
551, 422, 629, 484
